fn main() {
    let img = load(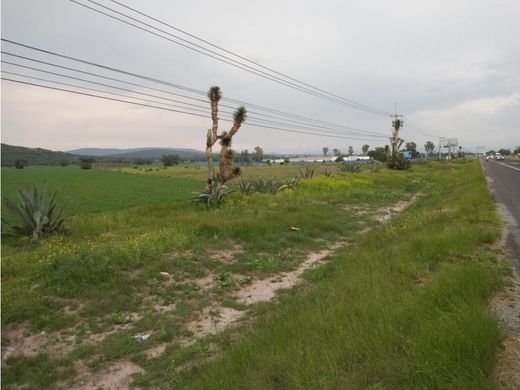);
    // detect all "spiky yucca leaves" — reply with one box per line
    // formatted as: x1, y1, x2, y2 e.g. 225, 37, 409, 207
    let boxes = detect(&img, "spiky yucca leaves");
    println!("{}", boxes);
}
219, 132, 231, 147
206, 86, 222, 186
2, 187, 65, 240
192, 181, 233, 208
233, 106, 247, 124
207, 86, 222, 102
219, 106, 247, 183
